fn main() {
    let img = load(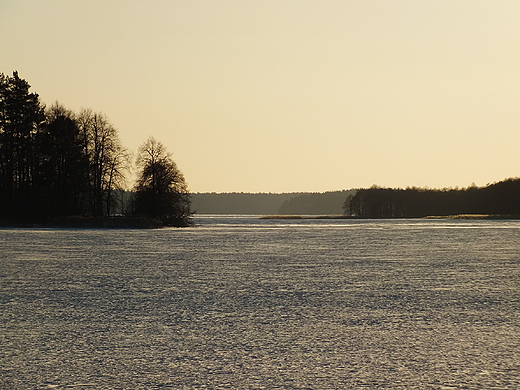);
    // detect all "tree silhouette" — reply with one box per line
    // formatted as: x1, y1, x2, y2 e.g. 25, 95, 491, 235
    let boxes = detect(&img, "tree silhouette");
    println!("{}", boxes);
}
344, 179, 520, 218
38, 103, 88, 217
0, 71, 45, 219
133, 137, 191, 226
77, 108, 130, 217
0, 71, 196, 226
